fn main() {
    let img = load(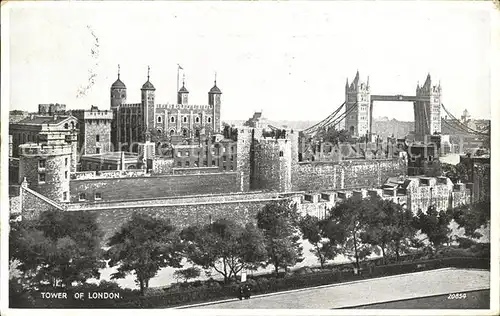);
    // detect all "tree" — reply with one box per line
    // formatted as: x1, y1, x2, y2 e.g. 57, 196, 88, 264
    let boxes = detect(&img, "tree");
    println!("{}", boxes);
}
298, 215, 342, 268
449, 199, 490, 239
360, 197, 418, 263
324, 197, 372, 270
105, 213, 184, 295
173, 267, 201, 283
9, 210, 105, 289
412, 205, 452, 250
181, 220, 267, 283
256, 200, 303, 275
